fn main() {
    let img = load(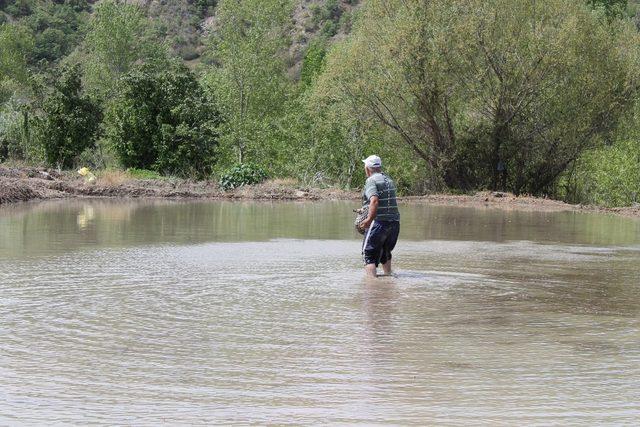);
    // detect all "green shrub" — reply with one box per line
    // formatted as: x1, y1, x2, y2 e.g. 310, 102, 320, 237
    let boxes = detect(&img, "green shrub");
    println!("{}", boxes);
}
0, 102, 25, 161
300, 40, 326, 87
5, 0, 32, 18
320, 20, 338, 38
21, 0, 89, 65
179, 46, 200, 61
313, 0, 640, 195
0, 23, 35, 95
35, 64, 102, 169
218, 163, 267, 190
309, 4, 325, 27
126, 168, 163, 180
105, 61, 221, 178
194, 0, 217, 17
324, 0, 342, 20
339, 10, 352, 32
559, 138, 640, 207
